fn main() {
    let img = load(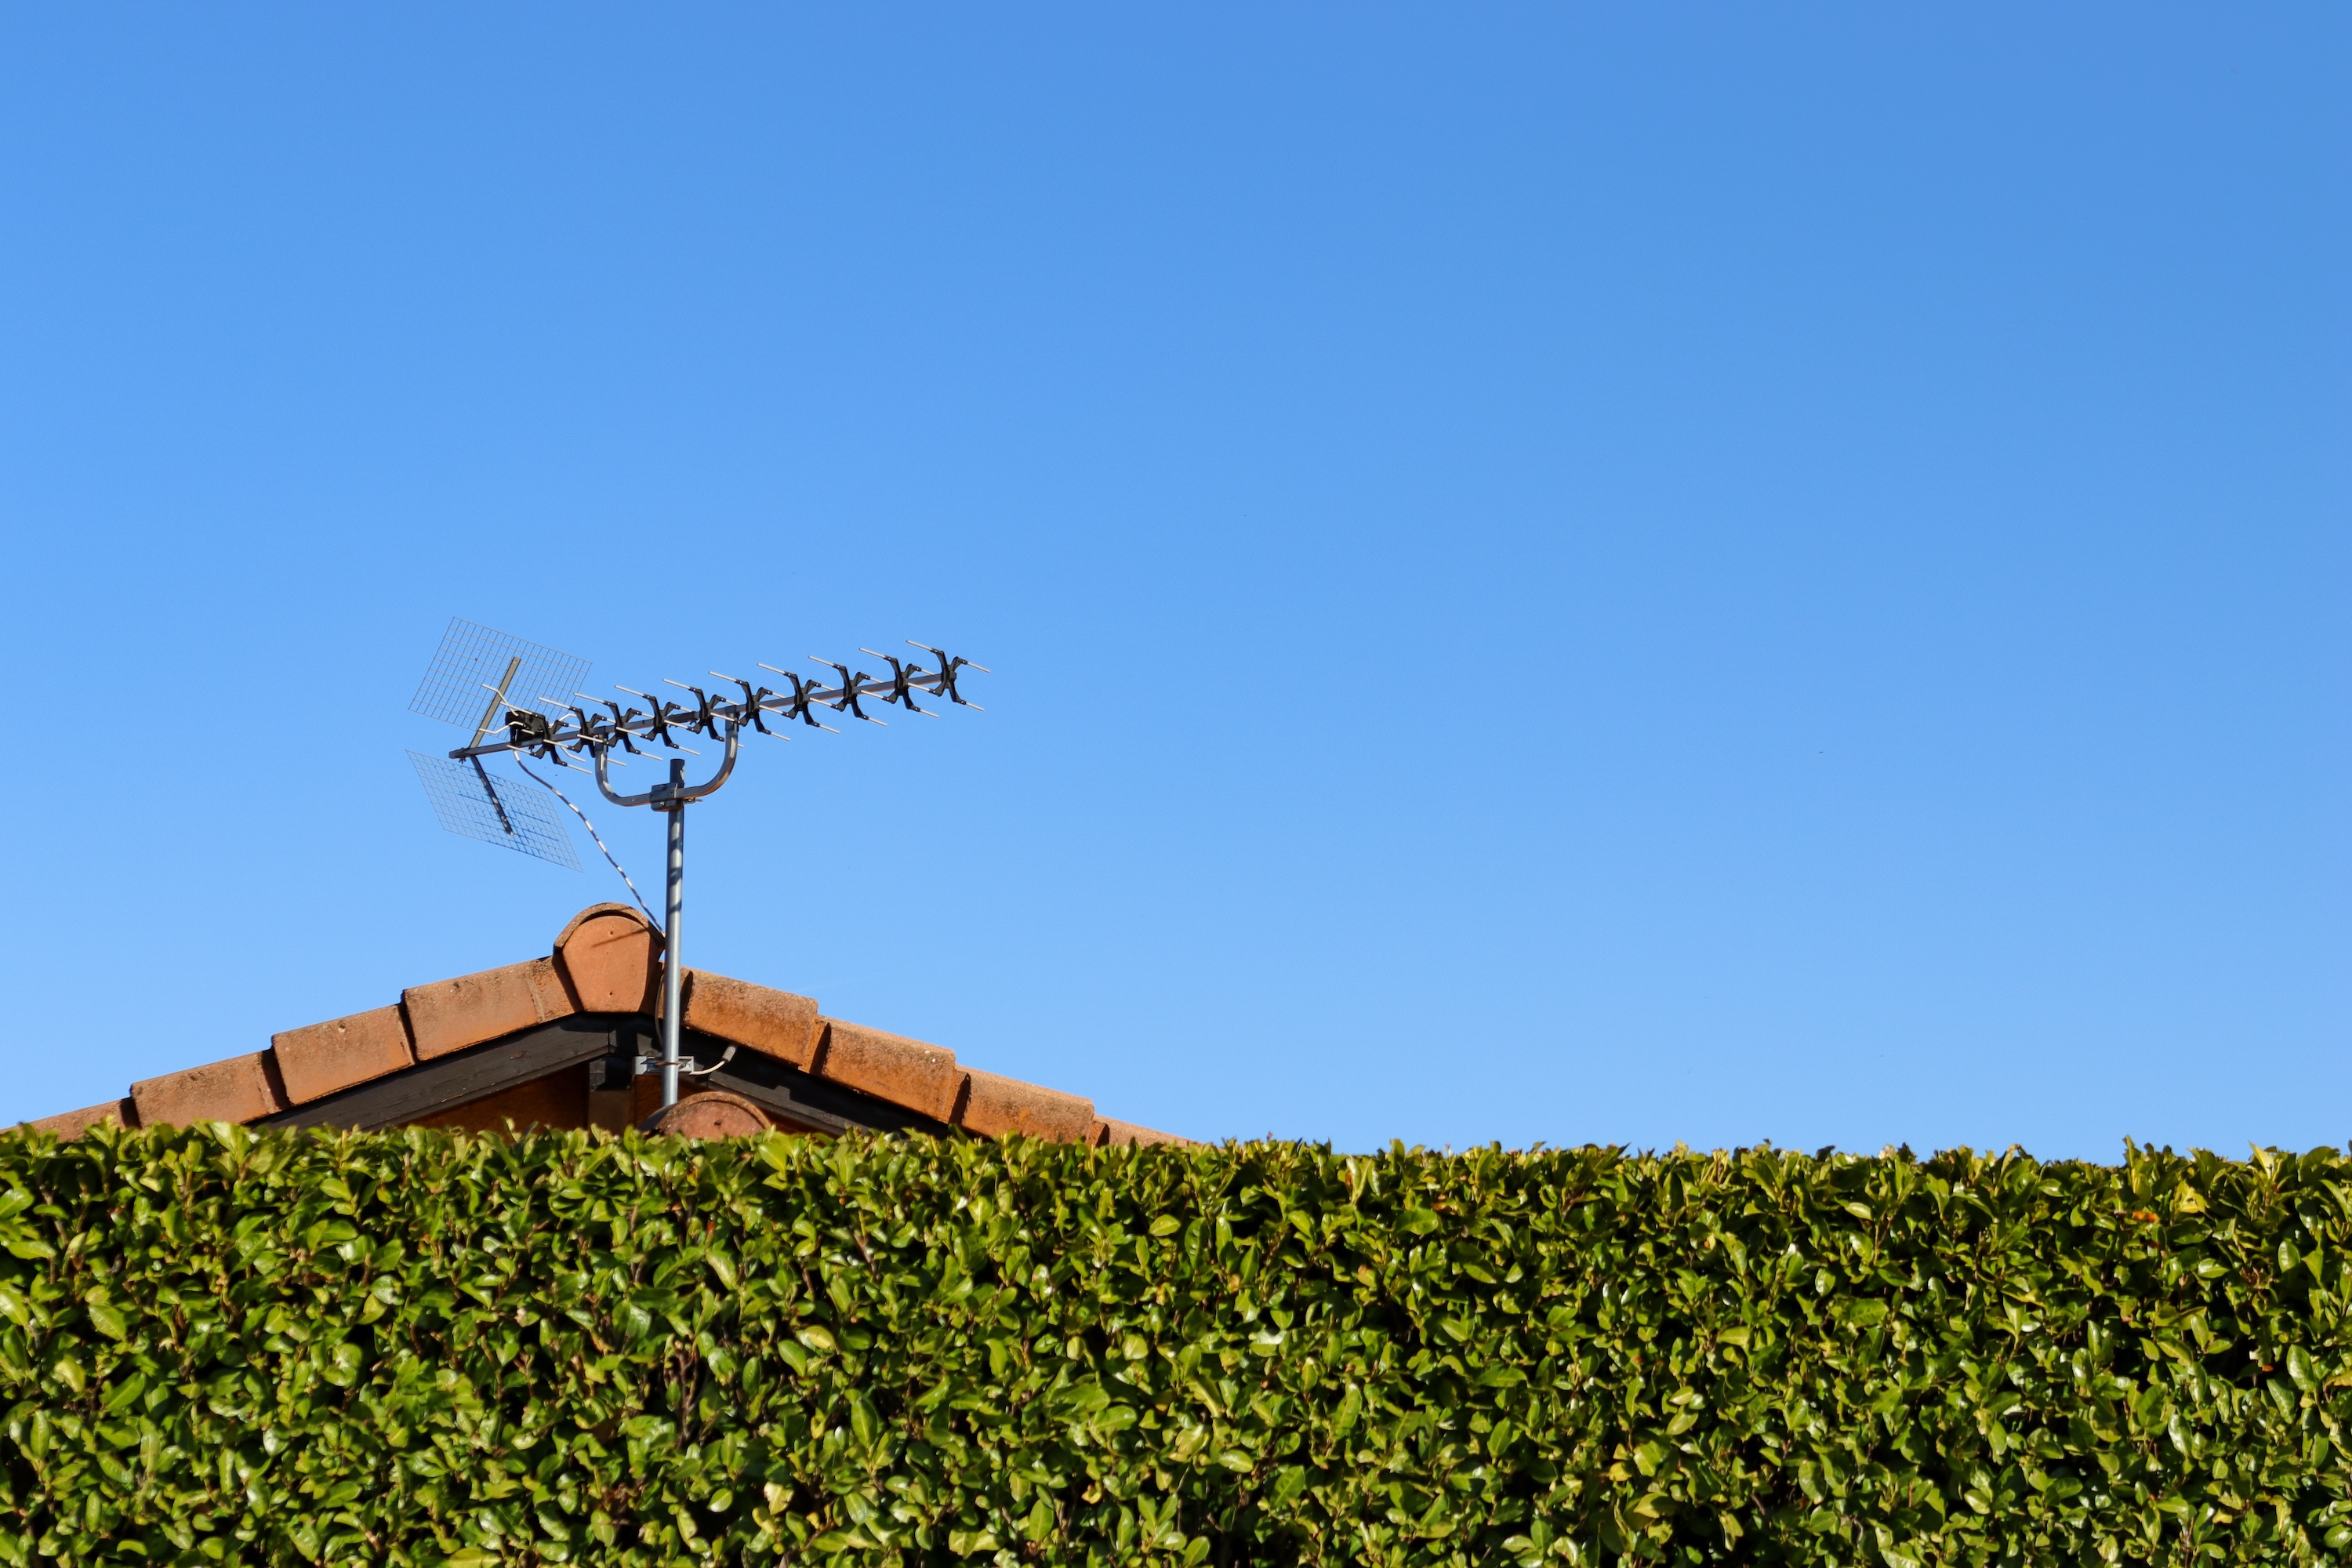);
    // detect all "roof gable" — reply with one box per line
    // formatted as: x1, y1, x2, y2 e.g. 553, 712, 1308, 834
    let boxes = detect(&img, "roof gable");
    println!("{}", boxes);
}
26, 905, 1184, 1148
